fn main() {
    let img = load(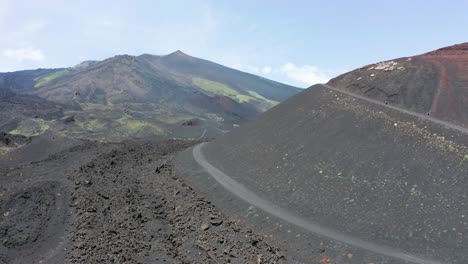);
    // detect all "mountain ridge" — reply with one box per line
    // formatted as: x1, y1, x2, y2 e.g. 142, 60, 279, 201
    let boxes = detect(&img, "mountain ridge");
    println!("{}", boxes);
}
0, 51, 300, 152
